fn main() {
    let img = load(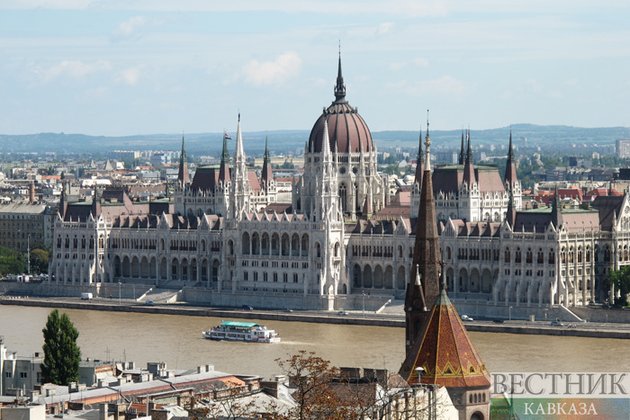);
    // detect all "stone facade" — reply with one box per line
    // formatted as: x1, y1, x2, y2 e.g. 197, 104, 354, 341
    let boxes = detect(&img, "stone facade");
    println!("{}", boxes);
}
48, 58, 624, 310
